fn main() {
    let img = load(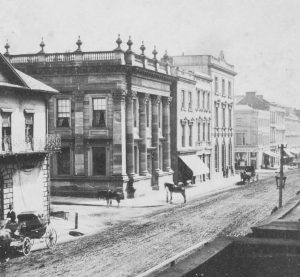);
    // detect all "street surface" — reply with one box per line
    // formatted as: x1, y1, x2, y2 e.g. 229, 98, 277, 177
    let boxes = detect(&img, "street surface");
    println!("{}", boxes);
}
1, 170, 300, 277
